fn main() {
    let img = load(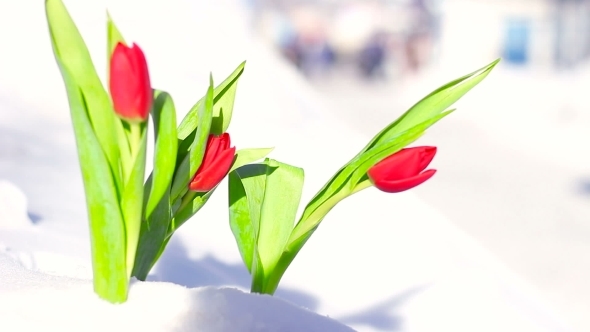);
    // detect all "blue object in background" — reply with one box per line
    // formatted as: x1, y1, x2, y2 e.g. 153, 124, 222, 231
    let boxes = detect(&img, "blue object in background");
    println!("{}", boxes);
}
502, 18, 531, 65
